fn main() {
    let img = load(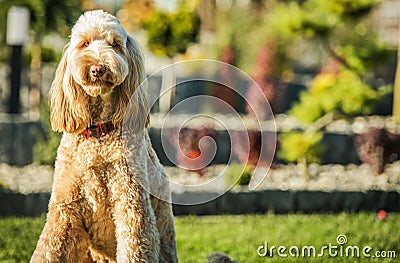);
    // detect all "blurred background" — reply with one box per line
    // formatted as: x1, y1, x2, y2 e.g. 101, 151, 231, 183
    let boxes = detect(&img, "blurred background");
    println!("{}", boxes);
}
0, 0, 399, 169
